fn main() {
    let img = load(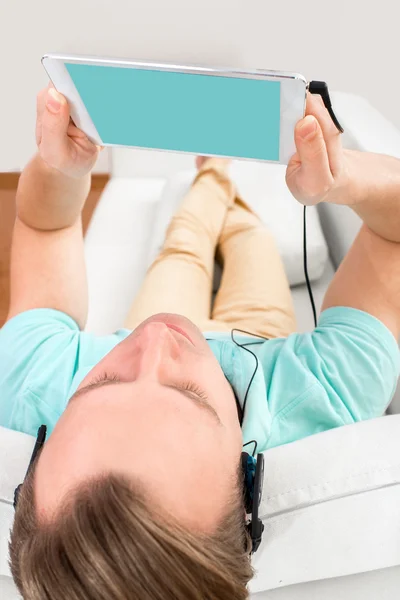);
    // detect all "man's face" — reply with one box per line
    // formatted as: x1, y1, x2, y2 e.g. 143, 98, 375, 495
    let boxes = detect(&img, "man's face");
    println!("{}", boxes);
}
35, 314, 243, 530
